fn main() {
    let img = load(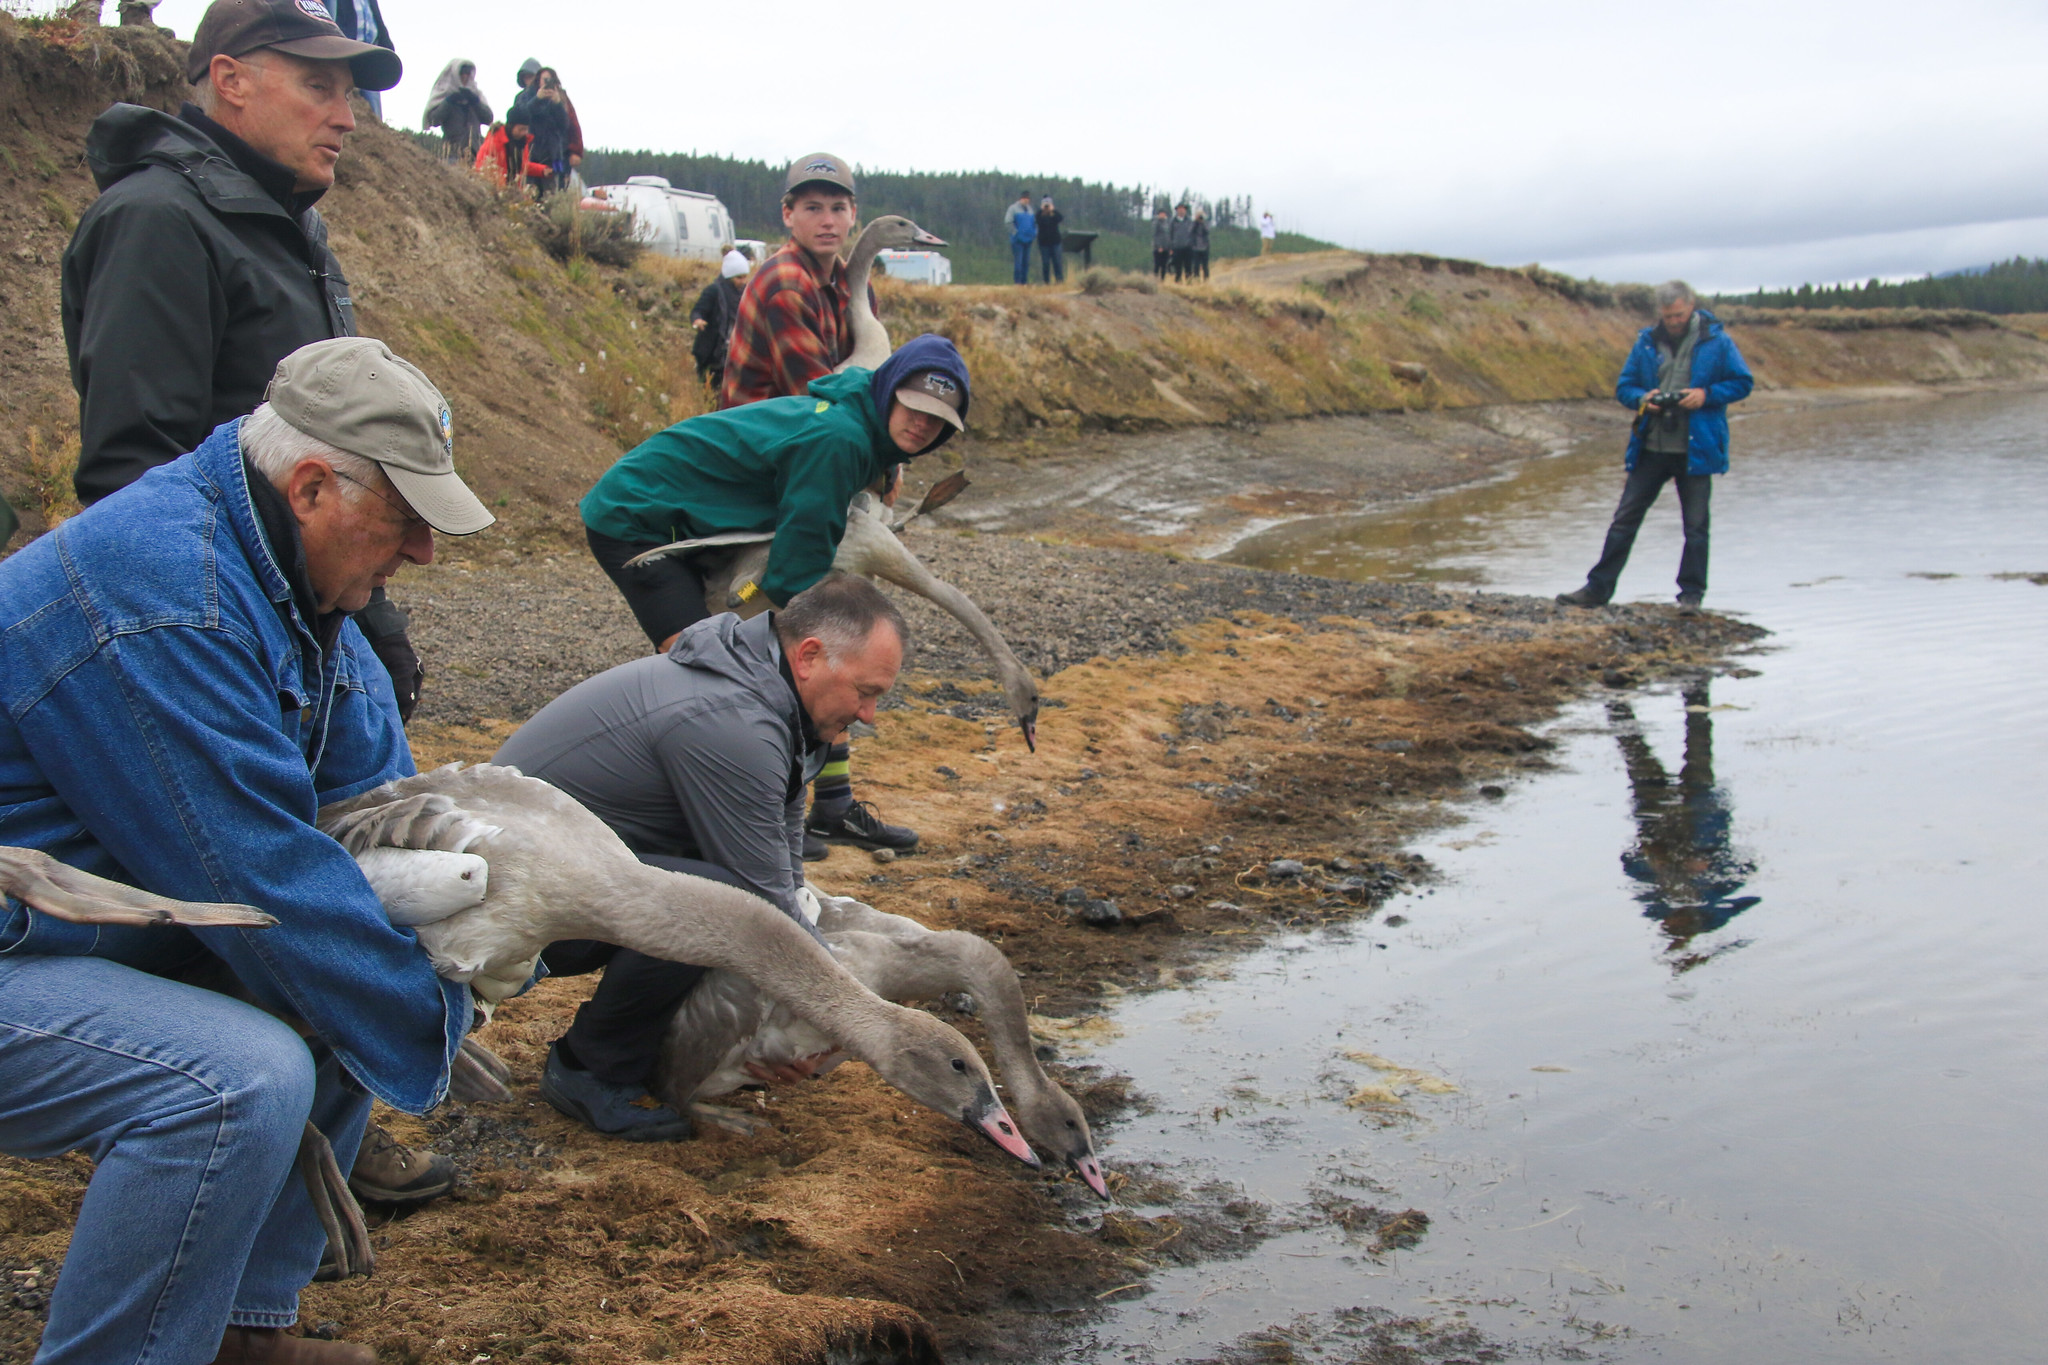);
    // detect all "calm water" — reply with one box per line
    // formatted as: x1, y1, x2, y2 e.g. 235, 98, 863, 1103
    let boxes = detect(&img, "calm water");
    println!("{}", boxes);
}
1058, 390, 2048, 1362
